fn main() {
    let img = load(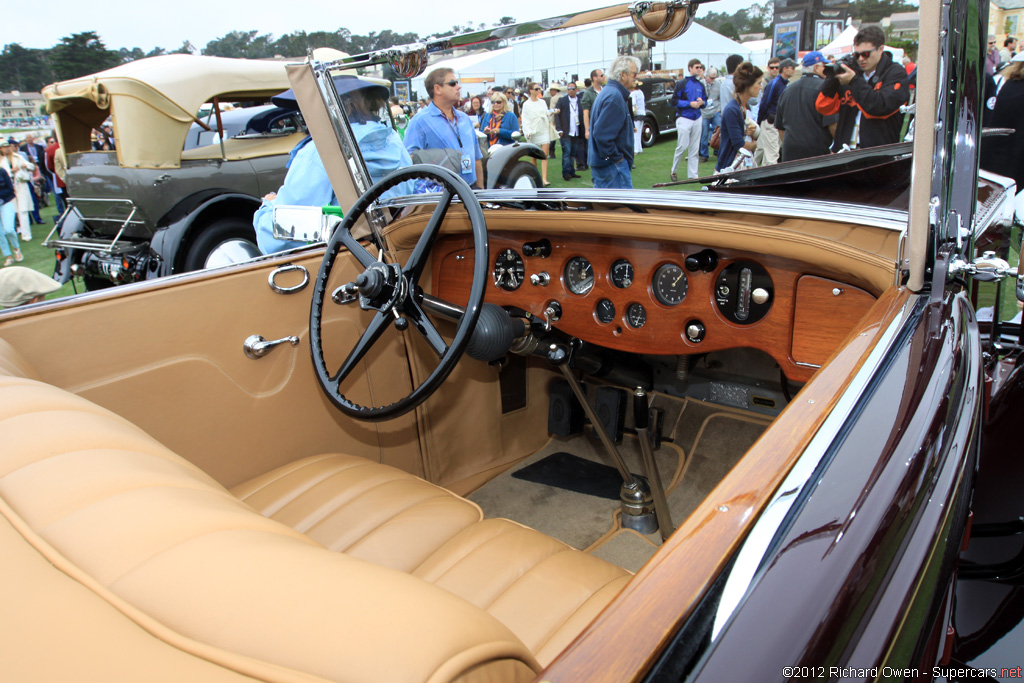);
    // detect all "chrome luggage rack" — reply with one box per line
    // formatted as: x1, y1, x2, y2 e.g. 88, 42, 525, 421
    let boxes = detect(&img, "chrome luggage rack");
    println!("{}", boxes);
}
43, 198, 153, 255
